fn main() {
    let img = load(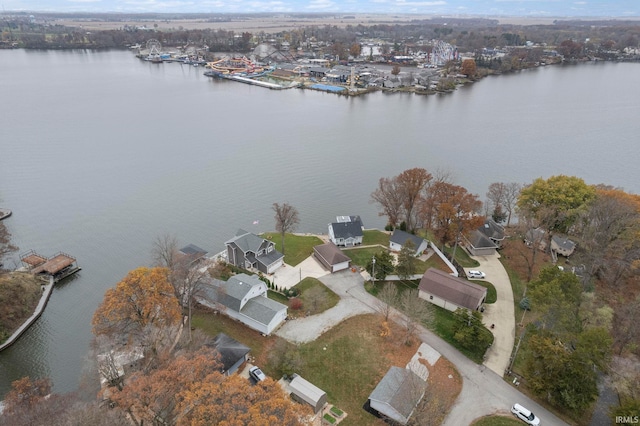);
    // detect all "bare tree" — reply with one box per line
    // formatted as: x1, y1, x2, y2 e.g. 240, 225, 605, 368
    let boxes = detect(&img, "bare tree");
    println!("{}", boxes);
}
151, 234, 179, 272
400, 290, 433, 345
172, 256, 209, 341
371, 176, 404, 228
504, 182, 522, 226
0, 222, 18, 269
272, 202, 300, 255
377, 282, 398, 321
